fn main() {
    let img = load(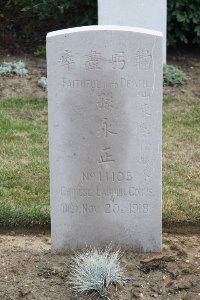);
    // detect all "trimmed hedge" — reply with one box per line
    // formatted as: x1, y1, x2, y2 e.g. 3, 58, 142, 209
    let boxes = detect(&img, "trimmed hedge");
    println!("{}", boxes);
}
0, 0, 200, 49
